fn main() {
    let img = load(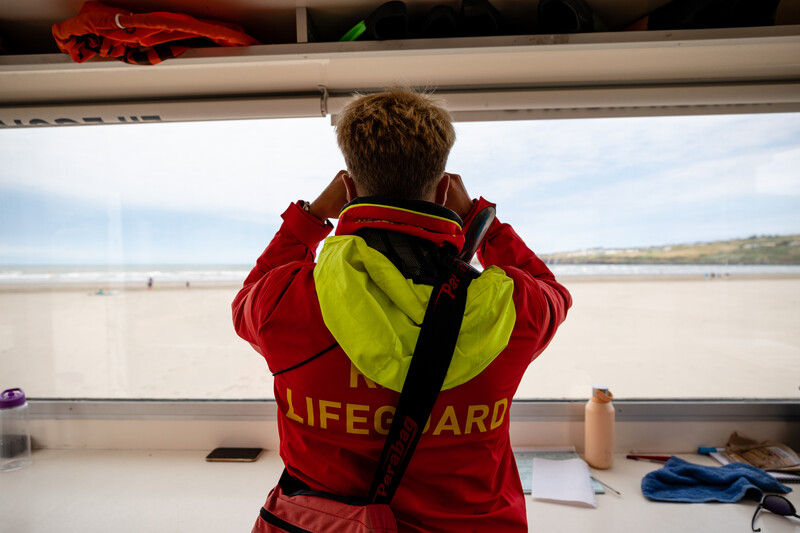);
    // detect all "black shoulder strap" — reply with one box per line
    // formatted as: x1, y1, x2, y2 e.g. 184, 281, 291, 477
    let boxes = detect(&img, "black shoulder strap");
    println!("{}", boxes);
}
368, 254, 477, 504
